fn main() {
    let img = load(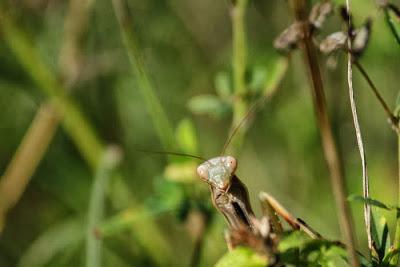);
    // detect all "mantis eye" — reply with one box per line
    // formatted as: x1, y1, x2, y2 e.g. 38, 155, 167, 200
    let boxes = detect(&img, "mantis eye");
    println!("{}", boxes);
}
225, 156, 237, 173
196, 165, 209, 181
